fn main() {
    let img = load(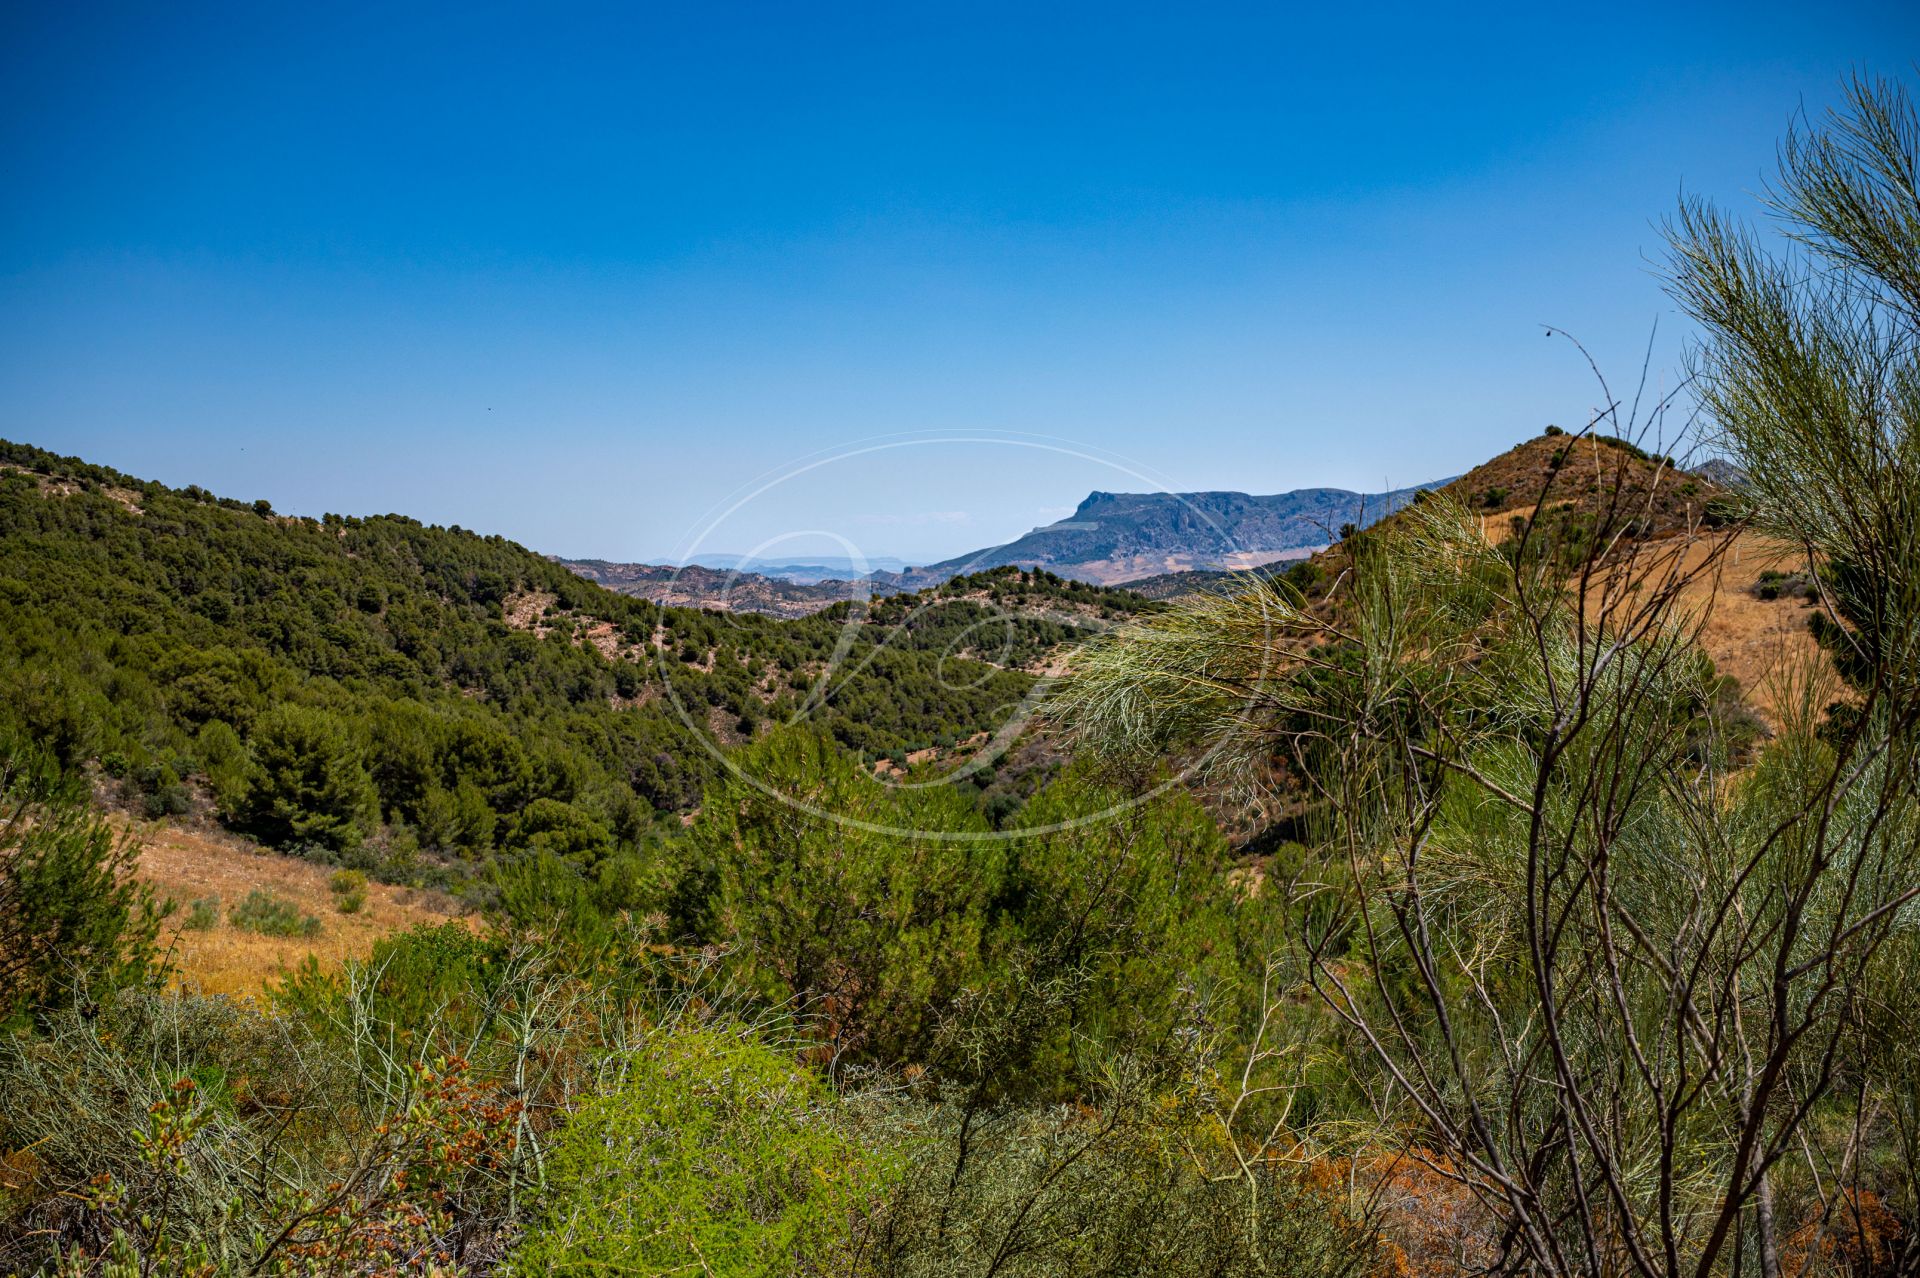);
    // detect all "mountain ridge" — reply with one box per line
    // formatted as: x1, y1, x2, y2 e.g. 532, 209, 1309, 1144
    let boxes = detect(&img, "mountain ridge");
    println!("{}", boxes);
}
563, 479, 1447, 613
883, 481, 1444, 586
